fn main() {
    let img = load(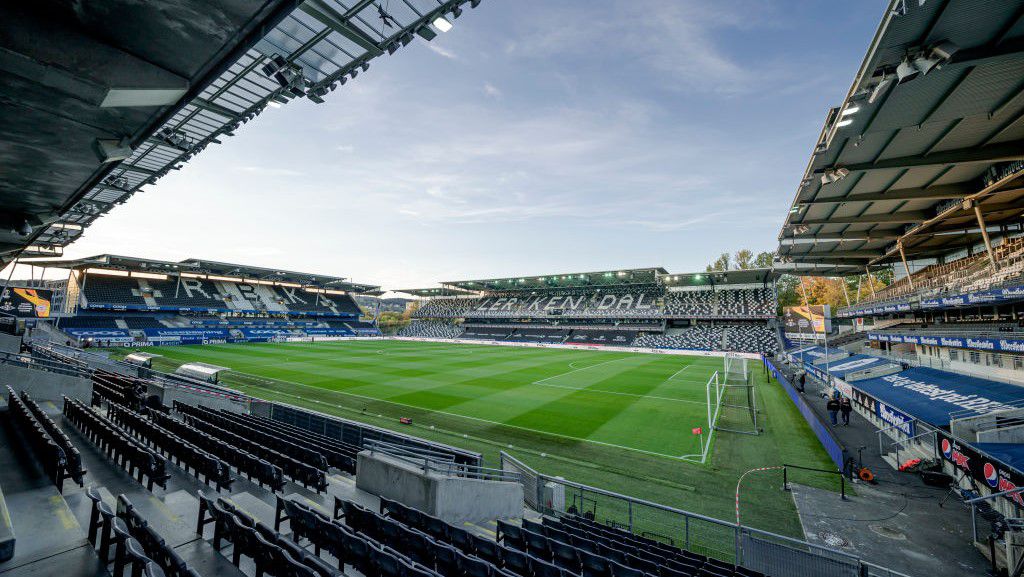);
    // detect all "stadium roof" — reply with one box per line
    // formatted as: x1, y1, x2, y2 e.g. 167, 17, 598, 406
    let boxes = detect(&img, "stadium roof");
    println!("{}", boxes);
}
777, 0, 1024, 276
395, 287, 481, 297
443, 268, 669, 292
26, 254, 379, 292
661, 268, 775, 287
0, 0, 482, 267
